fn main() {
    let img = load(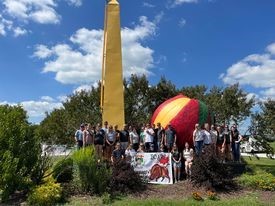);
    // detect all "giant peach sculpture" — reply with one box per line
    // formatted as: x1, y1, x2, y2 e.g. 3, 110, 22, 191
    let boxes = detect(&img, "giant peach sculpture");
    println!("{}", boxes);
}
151, 94, 212, 149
